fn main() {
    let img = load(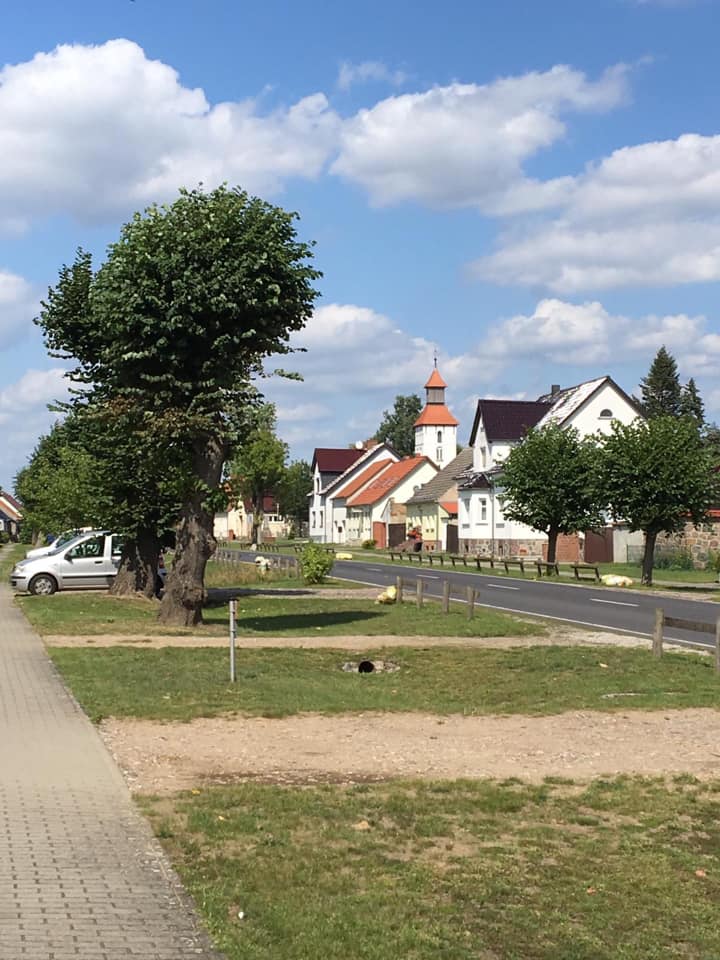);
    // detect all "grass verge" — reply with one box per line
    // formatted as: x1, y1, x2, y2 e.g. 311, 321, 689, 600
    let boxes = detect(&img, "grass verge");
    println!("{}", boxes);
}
0, 542, 27, 581
140, 775, 720, 960
48, 644, 720, 722
19, 593, 544, 638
